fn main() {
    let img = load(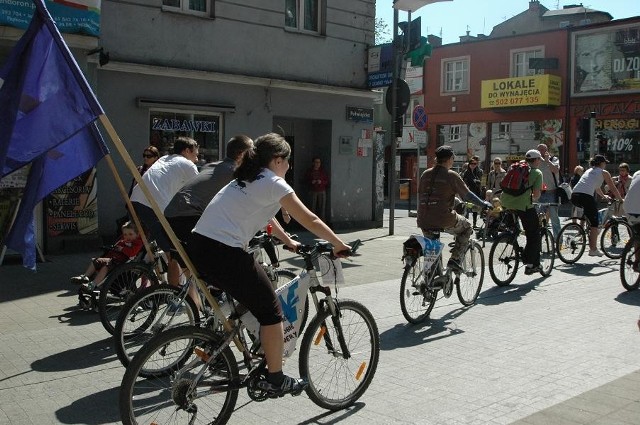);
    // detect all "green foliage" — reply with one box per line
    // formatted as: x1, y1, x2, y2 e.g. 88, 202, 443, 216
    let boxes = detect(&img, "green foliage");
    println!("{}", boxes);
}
375, 18, 392, 44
